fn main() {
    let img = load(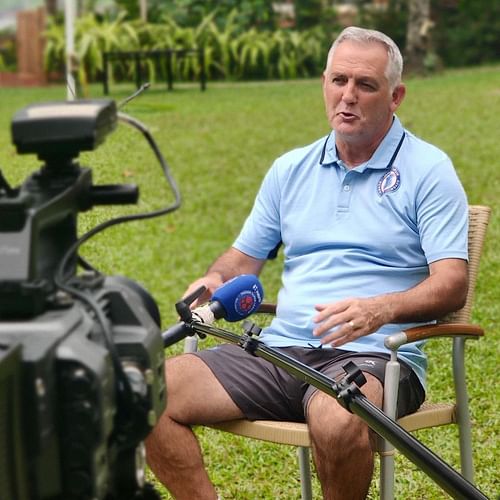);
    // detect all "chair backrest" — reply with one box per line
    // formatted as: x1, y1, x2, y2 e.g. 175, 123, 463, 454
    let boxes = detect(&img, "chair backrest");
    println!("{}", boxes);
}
440, 205, 491, 324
